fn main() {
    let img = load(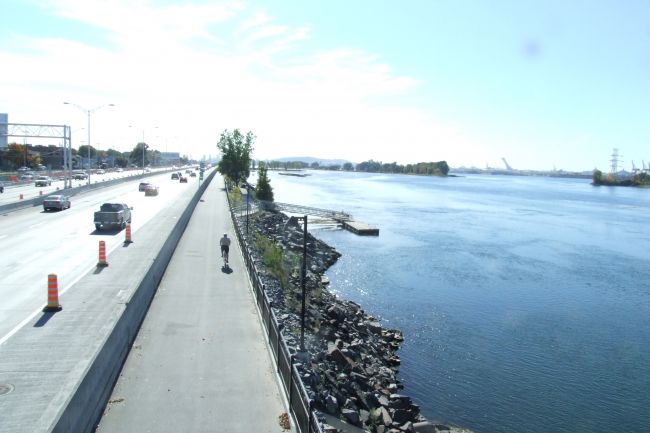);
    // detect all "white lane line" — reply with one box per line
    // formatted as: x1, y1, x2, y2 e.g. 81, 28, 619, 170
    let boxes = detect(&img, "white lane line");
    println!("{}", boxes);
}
0, 239, 126, 347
